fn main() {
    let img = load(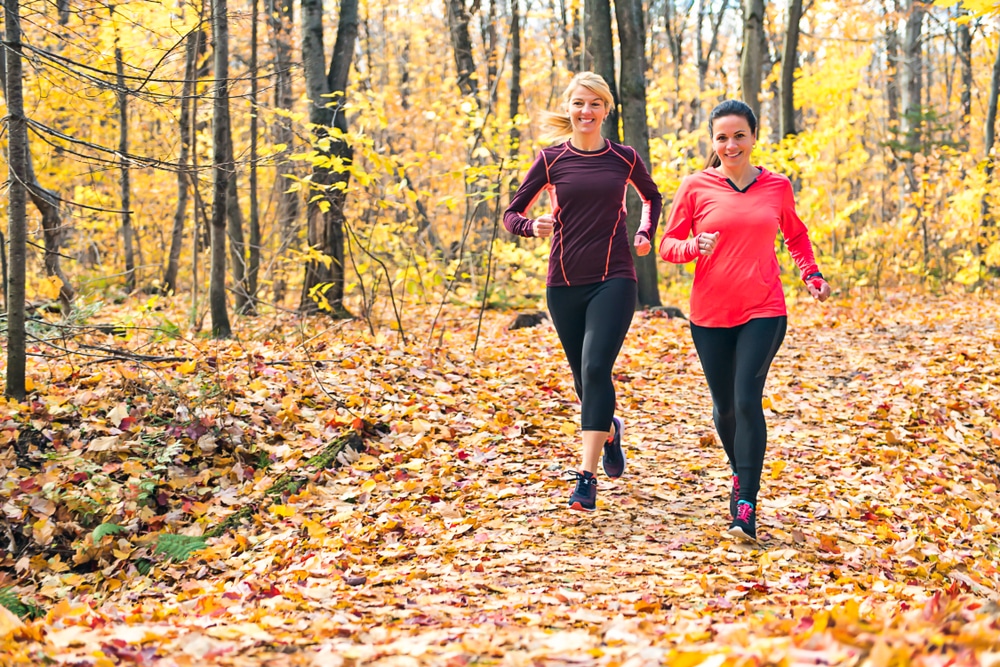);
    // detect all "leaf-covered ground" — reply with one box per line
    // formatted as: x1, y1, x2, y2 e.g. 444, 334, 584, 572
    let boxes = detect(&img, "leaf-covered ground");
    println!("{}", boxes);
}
3, 291, 1000, 665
